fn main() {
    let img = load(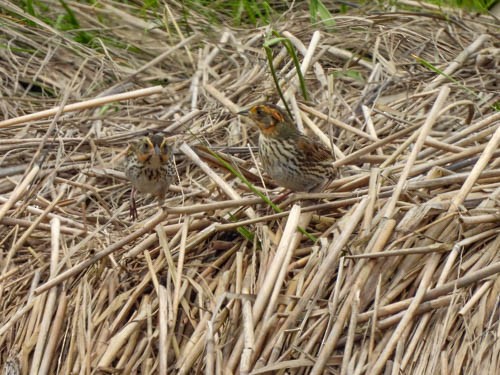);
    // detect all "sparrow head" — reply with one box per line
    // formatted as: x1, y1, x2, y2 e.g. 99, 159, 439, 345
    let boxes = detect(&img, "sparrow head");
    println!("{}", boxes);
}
131, 133, 171, 164
238, 103, 297, 138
